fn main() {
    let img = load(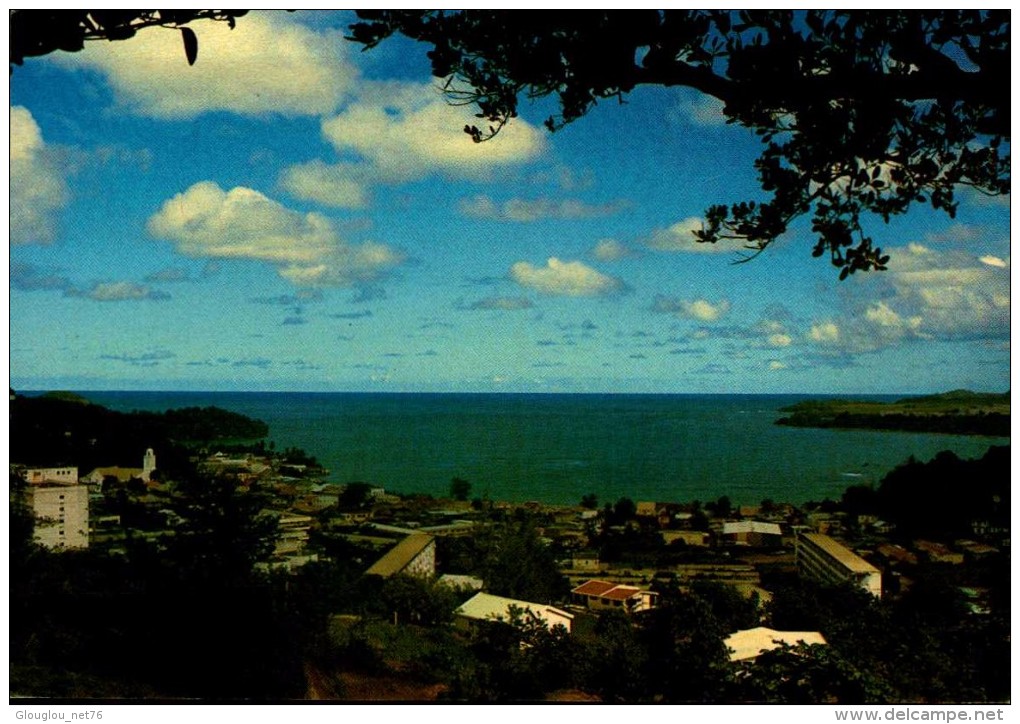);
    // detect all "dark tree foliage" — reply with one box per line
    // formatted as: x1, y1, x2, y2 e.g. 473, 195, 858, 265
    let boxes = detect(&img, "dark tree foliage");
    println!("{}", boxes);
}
9, 395, 268, 478
9, 10, 247, 67
876, 446, 1009, 540
449, 476, 472, 501
350, 10, 1009, 277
